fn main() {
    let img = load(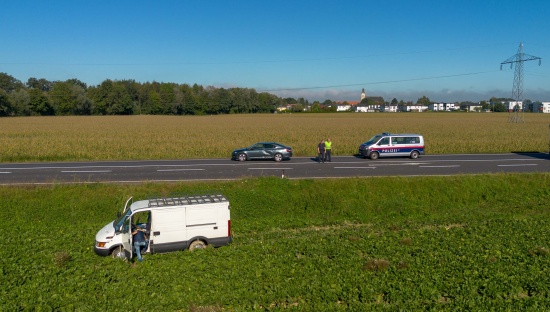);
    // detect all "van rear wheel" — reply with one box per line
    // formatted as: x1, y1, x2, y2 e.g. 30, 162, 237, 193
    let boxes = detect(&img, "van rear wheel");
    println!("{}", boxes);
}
410, 151, 419, 159
189, 240, 206, 251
